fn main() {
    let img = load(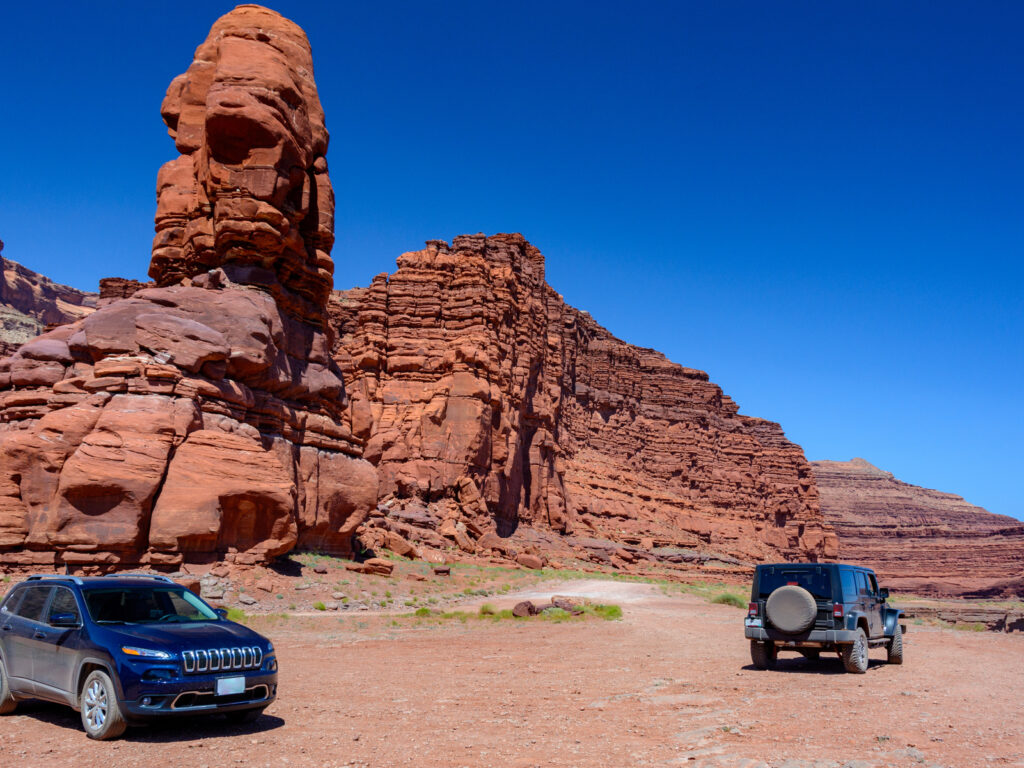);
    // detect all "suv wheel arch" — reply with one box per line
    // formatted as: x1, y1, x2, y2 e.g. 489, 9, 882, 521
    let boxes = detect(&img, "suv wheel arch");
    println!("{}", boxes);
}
75, 661, 117, 709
